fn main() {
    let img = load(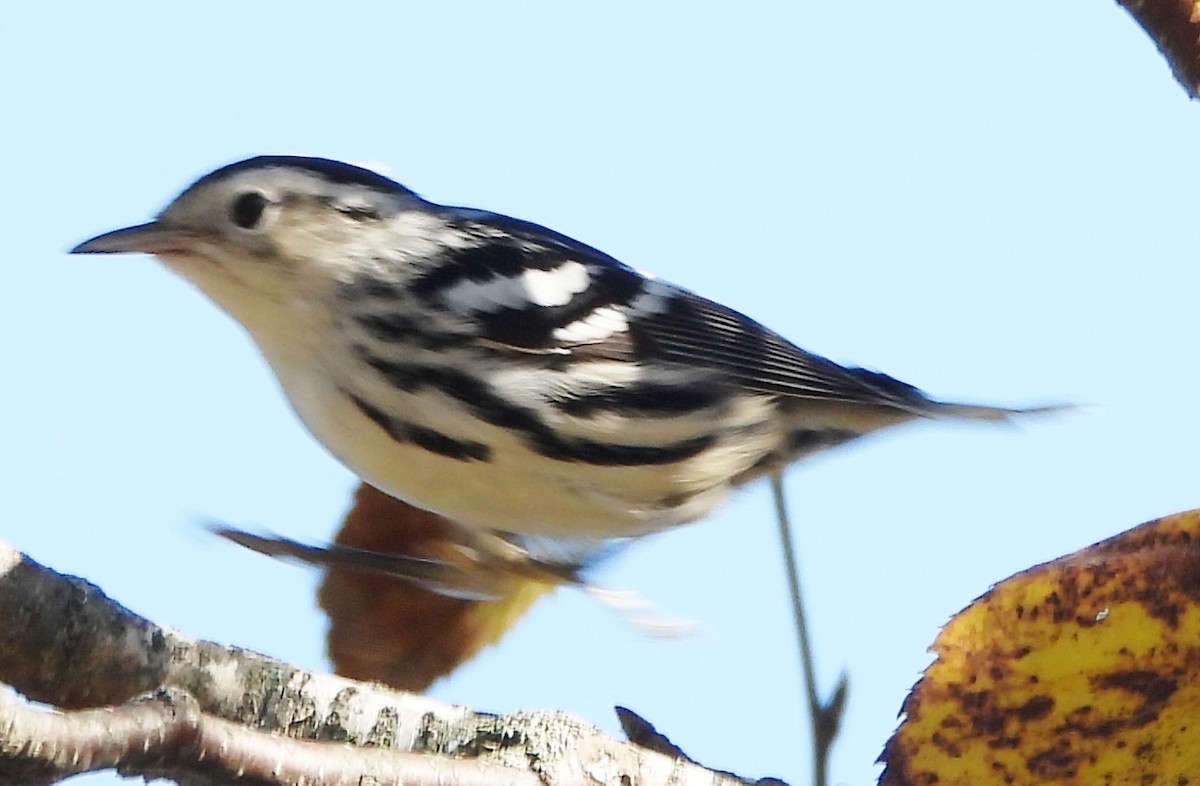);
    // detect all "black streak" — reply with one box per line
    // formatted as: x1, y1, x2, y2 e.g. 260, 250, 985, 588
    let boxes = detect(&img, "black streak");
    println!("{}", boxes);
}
359, 355, 714, 466
551, 382, 726, 417
410, 242, 561, 299
351, 312, 469, 350
348, 393, 491, 462
407, 218, 646, 352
